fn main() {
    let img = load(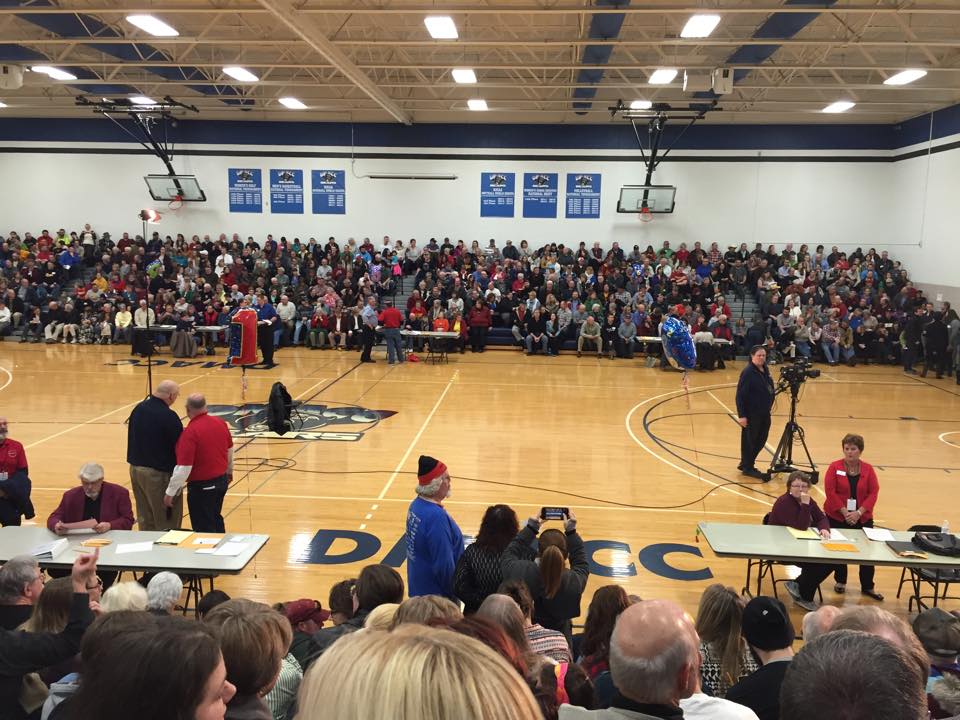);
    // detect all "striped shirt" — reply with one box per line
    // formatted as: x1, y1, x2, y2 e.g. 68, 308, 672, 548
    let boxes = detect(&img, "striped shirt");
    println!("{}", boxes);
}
527, 623, 572, 664
265, 653, 303, 720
